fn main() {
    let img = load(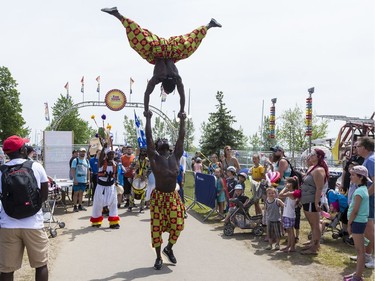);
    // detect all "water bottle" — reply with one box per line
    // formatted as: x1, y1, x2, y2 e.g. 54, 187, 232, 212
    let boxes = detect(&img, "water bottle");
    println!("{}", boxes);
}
364, 237, 370, 247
